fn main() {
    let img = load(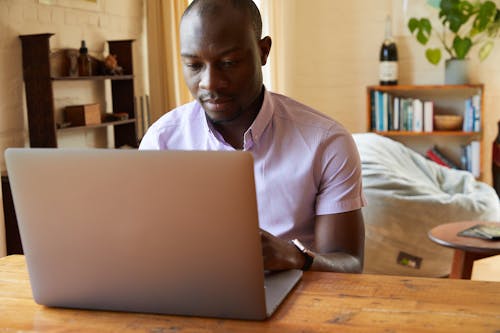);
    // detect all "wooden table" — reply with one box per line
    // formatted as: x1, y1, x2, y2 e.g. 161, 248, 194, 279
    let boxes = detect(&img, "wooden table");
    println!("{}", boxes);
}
428, 221, 500, 279
1, 255, 499, 332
